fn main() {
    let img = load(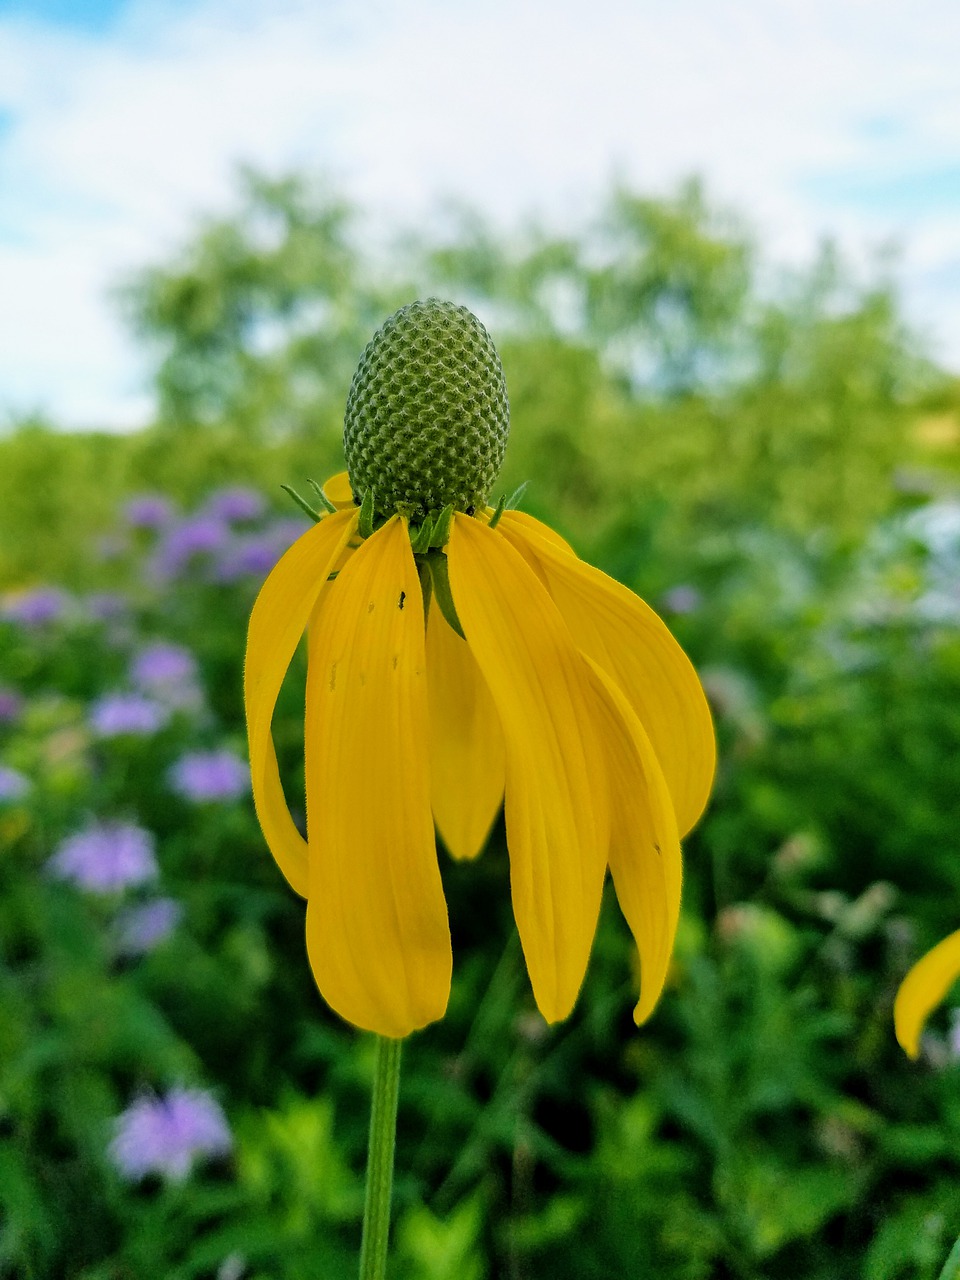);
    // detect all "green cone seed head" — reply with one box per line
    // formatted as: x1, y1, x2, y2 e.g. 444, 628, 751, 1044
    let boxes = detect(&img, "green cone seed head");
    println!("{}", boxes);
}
343, 299, 510, 523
